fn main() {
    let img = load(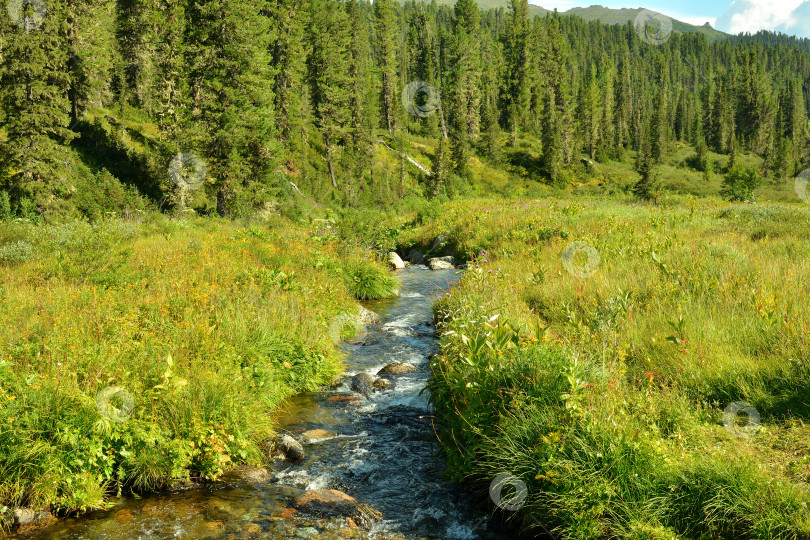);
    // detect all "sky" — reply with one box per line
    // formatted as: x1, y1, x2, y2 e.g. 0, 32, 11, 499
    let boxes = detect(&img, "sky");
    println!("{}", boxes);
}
529, 0, 810, 39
